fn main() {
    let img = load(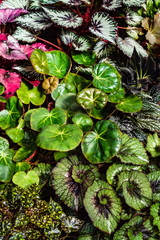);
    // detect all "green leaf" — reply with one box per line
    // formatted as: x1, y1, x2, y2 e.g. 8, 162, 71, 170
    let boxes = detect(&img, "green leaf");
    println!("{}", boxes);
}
108, 87, 125, 103
0, 96, 23, 130
30, 49, 49, 74
0, 137, 15, 182
92, 63, 121, 93
17, 82, 46, 106
51, 84, 72, 100
84, 180, 121, 234
72, 113, 93, 132
117, 171, 152, 210
45, 50, 71, 78
147, 171, 160, 202
0, 84, 5, 95
30, 108, 67, 131
15, 162, 31, 172
135, 117, 160, 132
6, 119, 25, 143
13, 147, 36, 162
12, 170, 39, 189
150, 203, 160, 231
24, 109, 36, 128
146, 133, 160, 157
76, 88, 107, 109
117, 134, 149, 165
86, 107, 105, 120
81, 120, 121, 164
106, 163, 142, 186
64, 73, 90, 93
72, 51, 96, 67
52, 155, 99, 210
34, 163, 52, 185
116, 95, 142, 113
123, 0, 145, 7
37, 124, 83, 151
